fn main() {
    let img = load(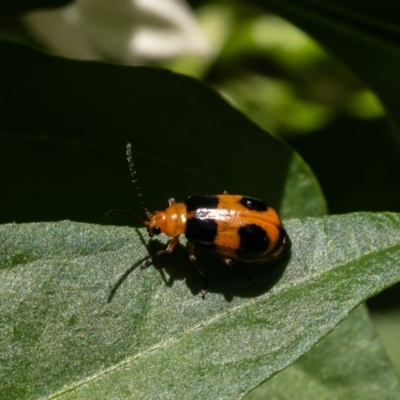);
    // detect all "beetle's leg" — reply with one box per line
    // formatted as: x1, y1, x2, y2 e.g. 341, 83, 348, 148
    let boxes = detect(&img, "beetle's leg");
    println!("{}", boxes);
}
108, 236, 180, 302
188, 243, 209, 299
168, 198, 176, 206
188, 242, 196, 262
166, 236, 180, 253
223, 190, 229, 194
220, 256, 232, 266
140, 236, 180, 269
220, 256, 252, 282
197, 266, 209, 300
